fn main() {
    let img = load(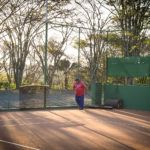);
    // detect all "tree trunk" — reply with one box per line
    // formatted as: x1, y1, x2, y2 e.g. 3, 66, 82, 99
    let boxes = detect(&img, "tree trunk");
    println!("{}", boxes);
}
48, 65, 57, 89
64, 73, 68, 89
